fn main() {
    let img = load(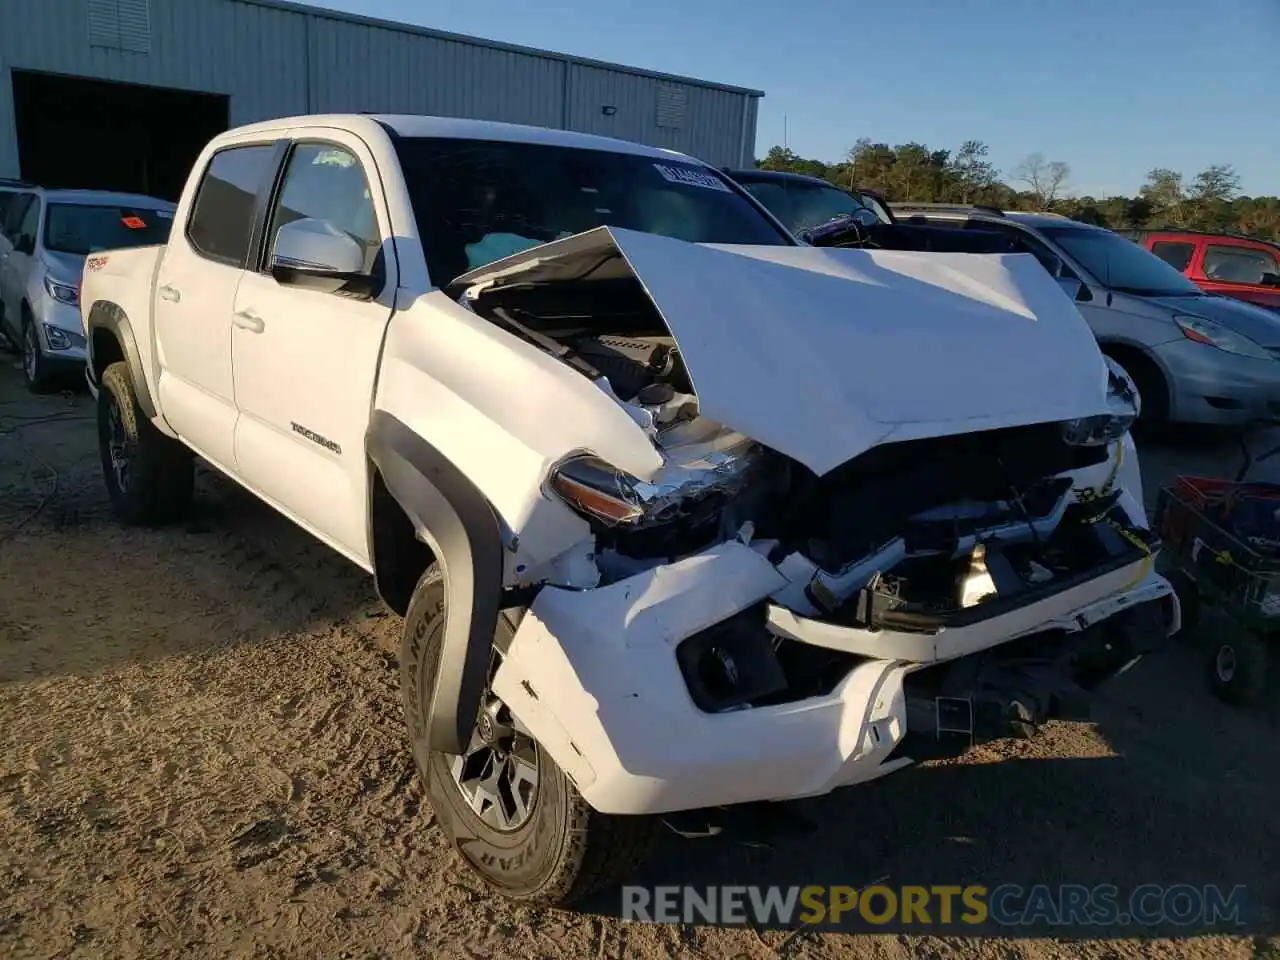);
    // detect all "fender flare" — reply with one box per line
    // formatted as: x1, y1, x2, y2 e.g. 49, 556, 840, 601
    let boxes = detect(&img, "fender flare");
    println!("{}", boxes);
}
86, 301, 158, 420
366, 410, 505, 756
